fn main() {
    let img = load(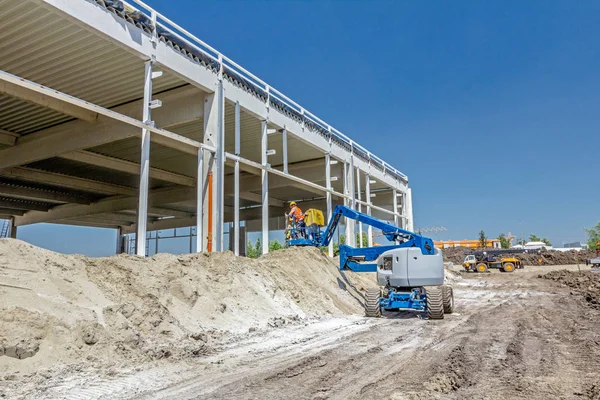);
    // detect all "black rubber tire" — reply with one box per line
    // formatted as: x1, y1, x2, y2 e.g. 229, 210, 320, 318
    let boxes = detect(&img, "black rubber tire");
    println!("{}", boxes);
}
476, 263, 488, 273
365, 287, 382, 318
503, 262, 515, 273
442, 285, 454, 314
426, 286, 444, 320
